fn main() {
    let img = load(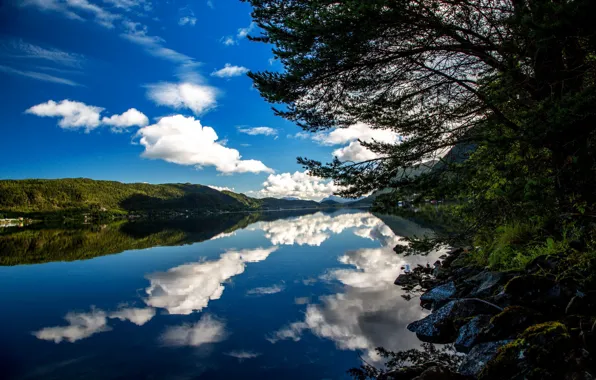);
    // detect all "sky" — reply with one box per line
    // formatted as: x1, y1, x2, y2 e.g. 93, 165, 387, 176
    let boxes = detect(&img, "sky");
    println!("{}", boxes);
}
0, 0, 400, 200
